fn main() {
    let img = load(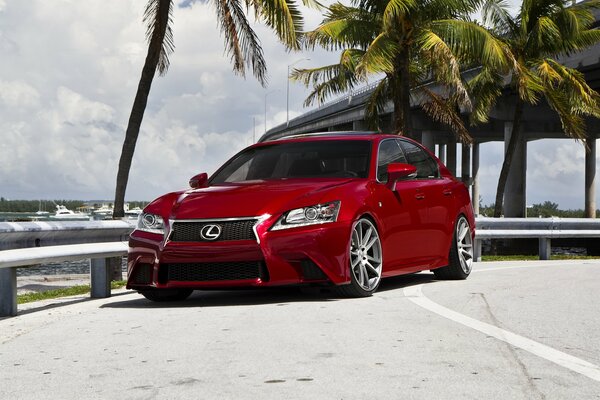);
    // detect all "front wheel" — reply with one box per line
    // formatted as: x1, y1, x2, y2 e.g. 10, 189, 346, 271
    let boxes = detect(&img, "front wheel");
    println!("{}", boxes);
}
433, 215, 473, 280
338, 218, 383, 297
139, 288, 194, 302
